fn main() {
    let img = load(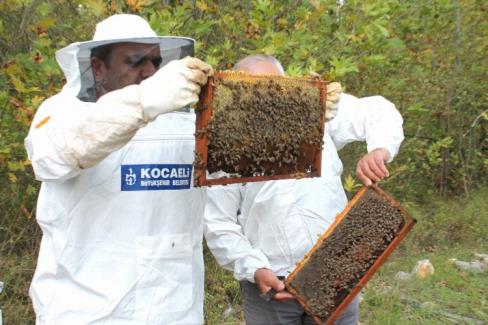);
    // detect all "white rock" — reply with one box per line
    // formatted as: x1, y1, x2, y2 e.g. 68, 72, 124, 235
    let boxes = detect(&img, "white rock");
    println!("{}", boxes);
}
412, 259, 435, 279
420, 301, 437, 309
474, 253, 488, 265
395, 271, 412, 281
453, 260, 487, 274
222, 306, 234, 319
